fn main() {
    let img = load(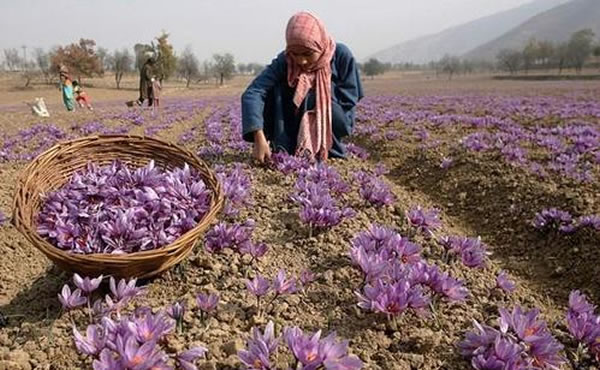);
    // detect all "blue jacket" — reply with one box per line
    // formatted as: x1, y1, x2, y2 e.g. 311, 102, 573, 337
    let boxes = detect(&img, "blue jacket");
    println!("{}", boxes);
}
241, 43, 364, 157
